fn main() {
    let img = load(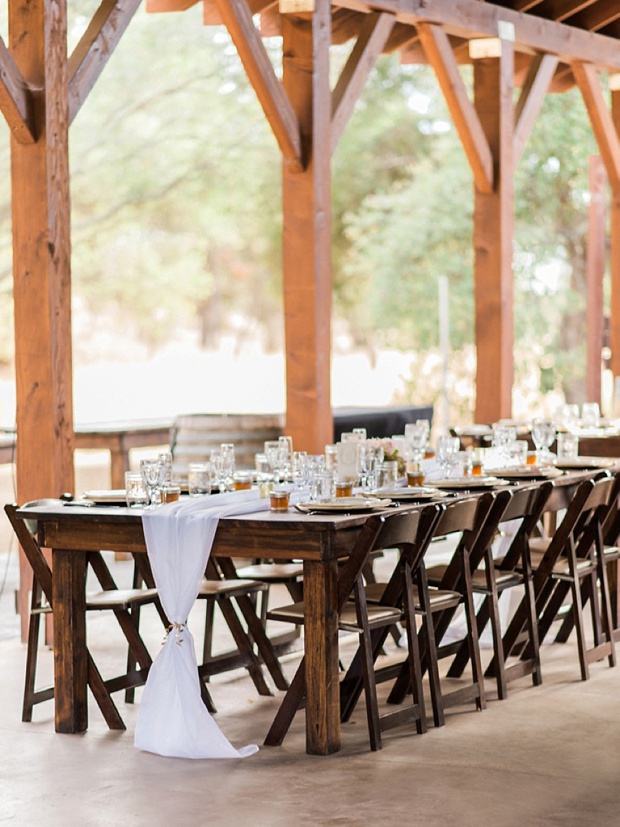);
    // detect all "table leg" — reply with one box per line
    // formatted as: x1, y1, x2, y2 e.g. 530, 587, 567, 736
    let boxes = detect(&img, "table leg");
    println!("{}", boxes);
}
52, 549, 88, 733
303, 559, 340, 755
